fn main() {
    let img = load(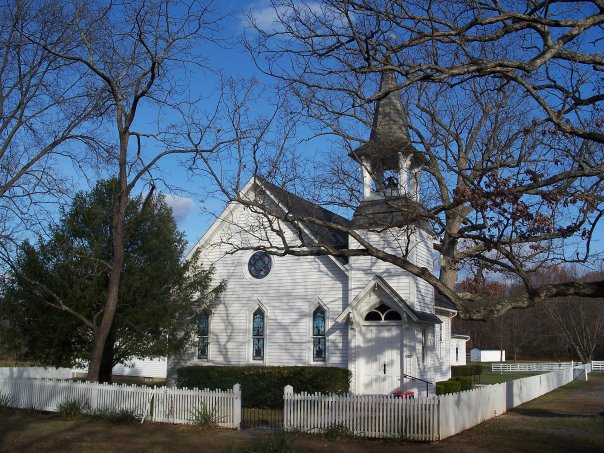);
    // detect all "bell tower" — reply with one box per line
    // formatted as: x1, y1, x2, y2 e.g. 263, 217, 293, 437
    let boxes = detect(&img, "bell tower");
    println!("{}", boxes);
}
349, 71, 426, 229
